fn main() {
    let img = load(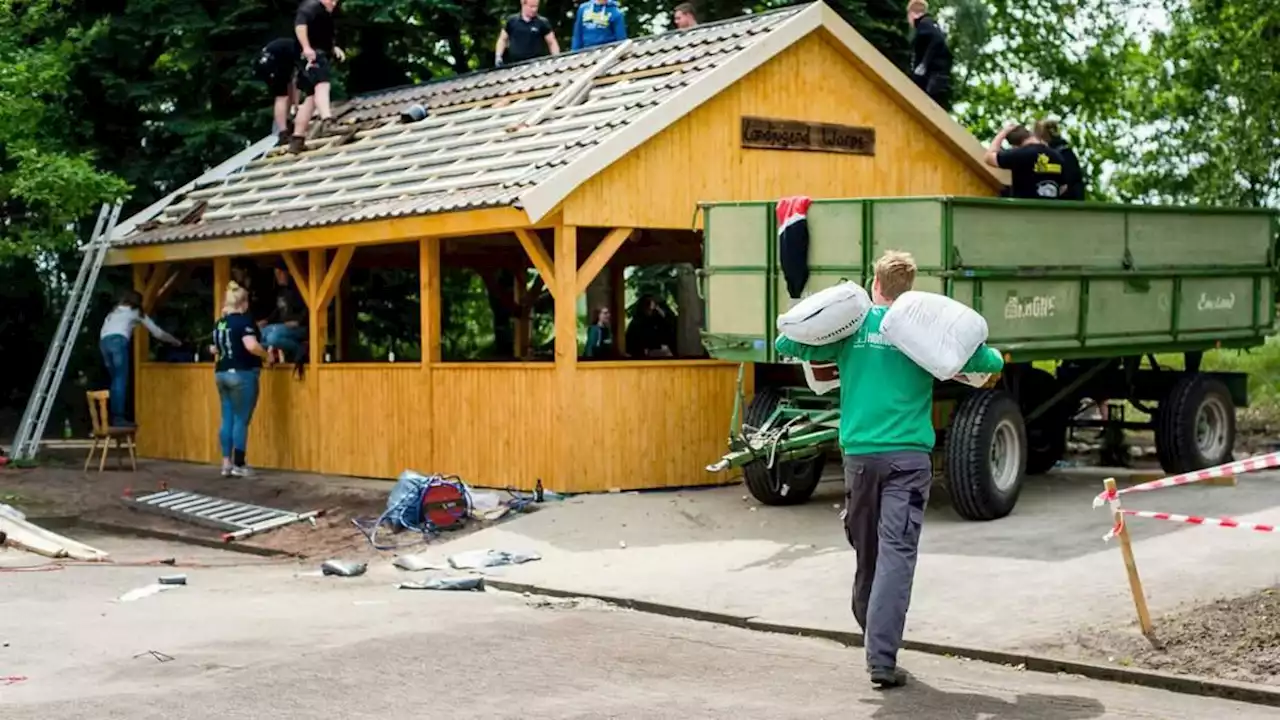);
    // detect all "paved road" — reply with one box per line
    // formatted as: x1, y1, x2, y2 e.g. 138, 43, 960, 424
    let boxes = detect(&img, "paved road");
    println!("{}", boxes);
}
0, 537, 1273, 719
